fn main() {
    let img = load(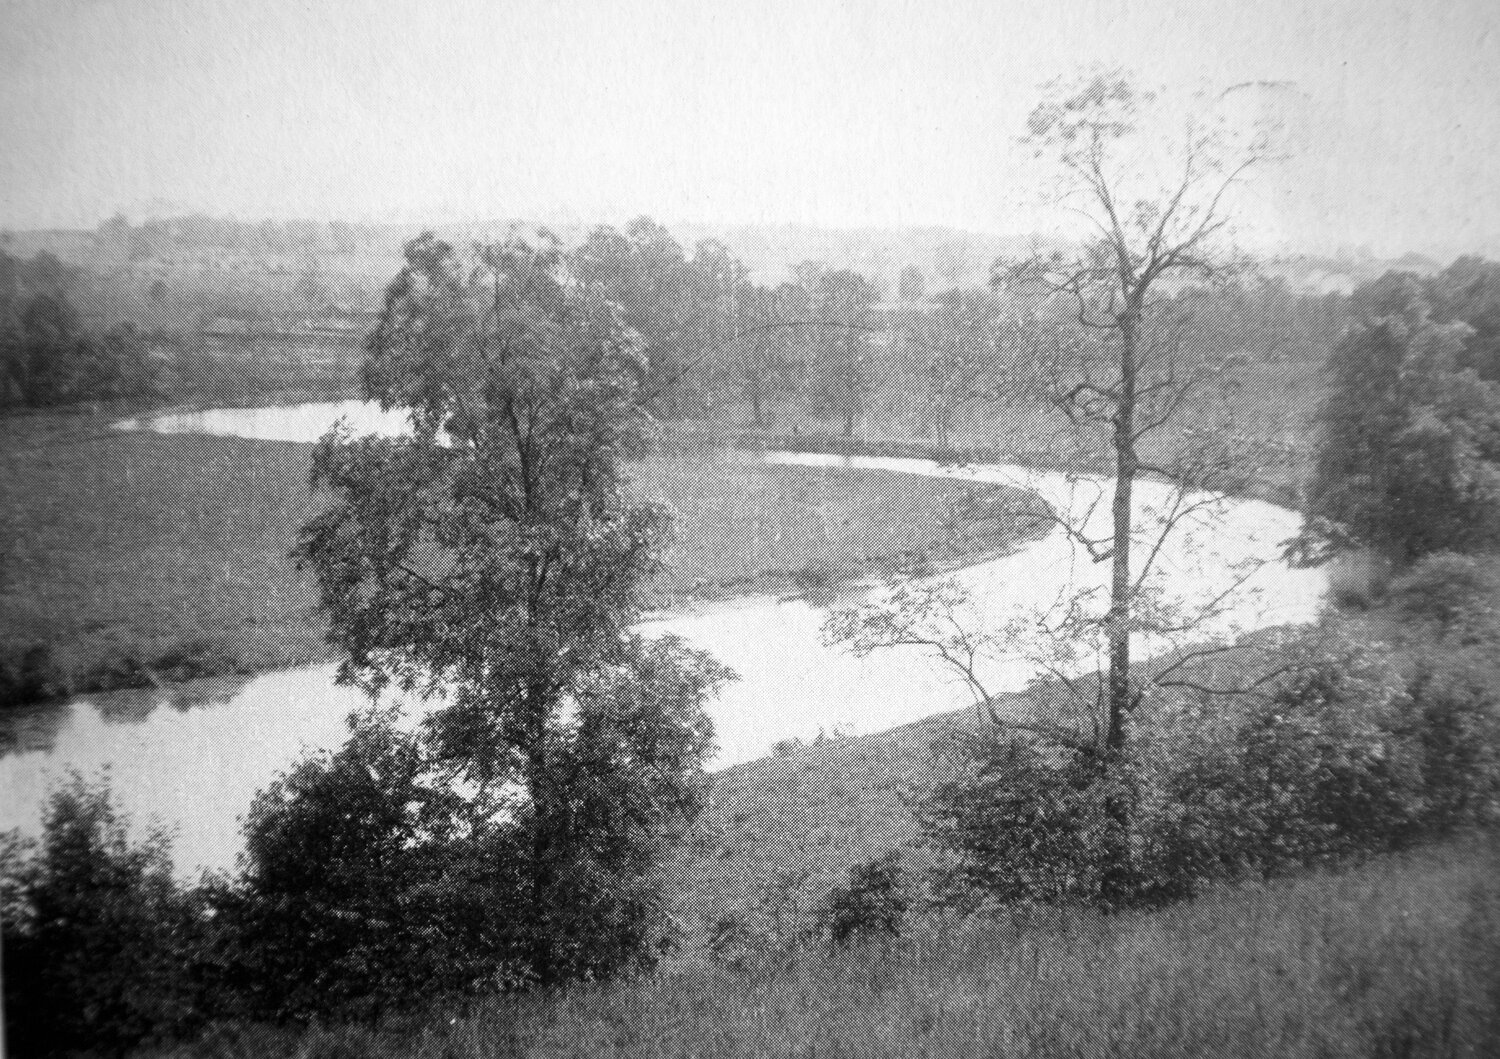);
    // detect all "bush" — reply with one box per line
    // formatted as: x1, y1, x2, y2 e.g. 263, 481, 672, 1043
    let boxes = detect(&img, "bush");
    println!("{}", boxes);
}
0, 642, 67, 707
1157, 632, 1425, 883
1389, 552, 1500, 636
820, 850, 910, 944
220, 710, 530, 1024
918, 624, 1494, 913
920, 731, 1141, 910
1403, 643, 1500, 830
1, 776, 208, 1057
